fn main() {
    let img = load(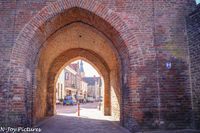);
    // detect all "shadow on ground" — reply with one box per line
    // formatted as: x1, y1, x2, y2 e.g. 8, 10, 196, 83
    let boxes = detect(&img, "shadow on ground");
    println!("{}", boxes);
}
35, 115, 129, 133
